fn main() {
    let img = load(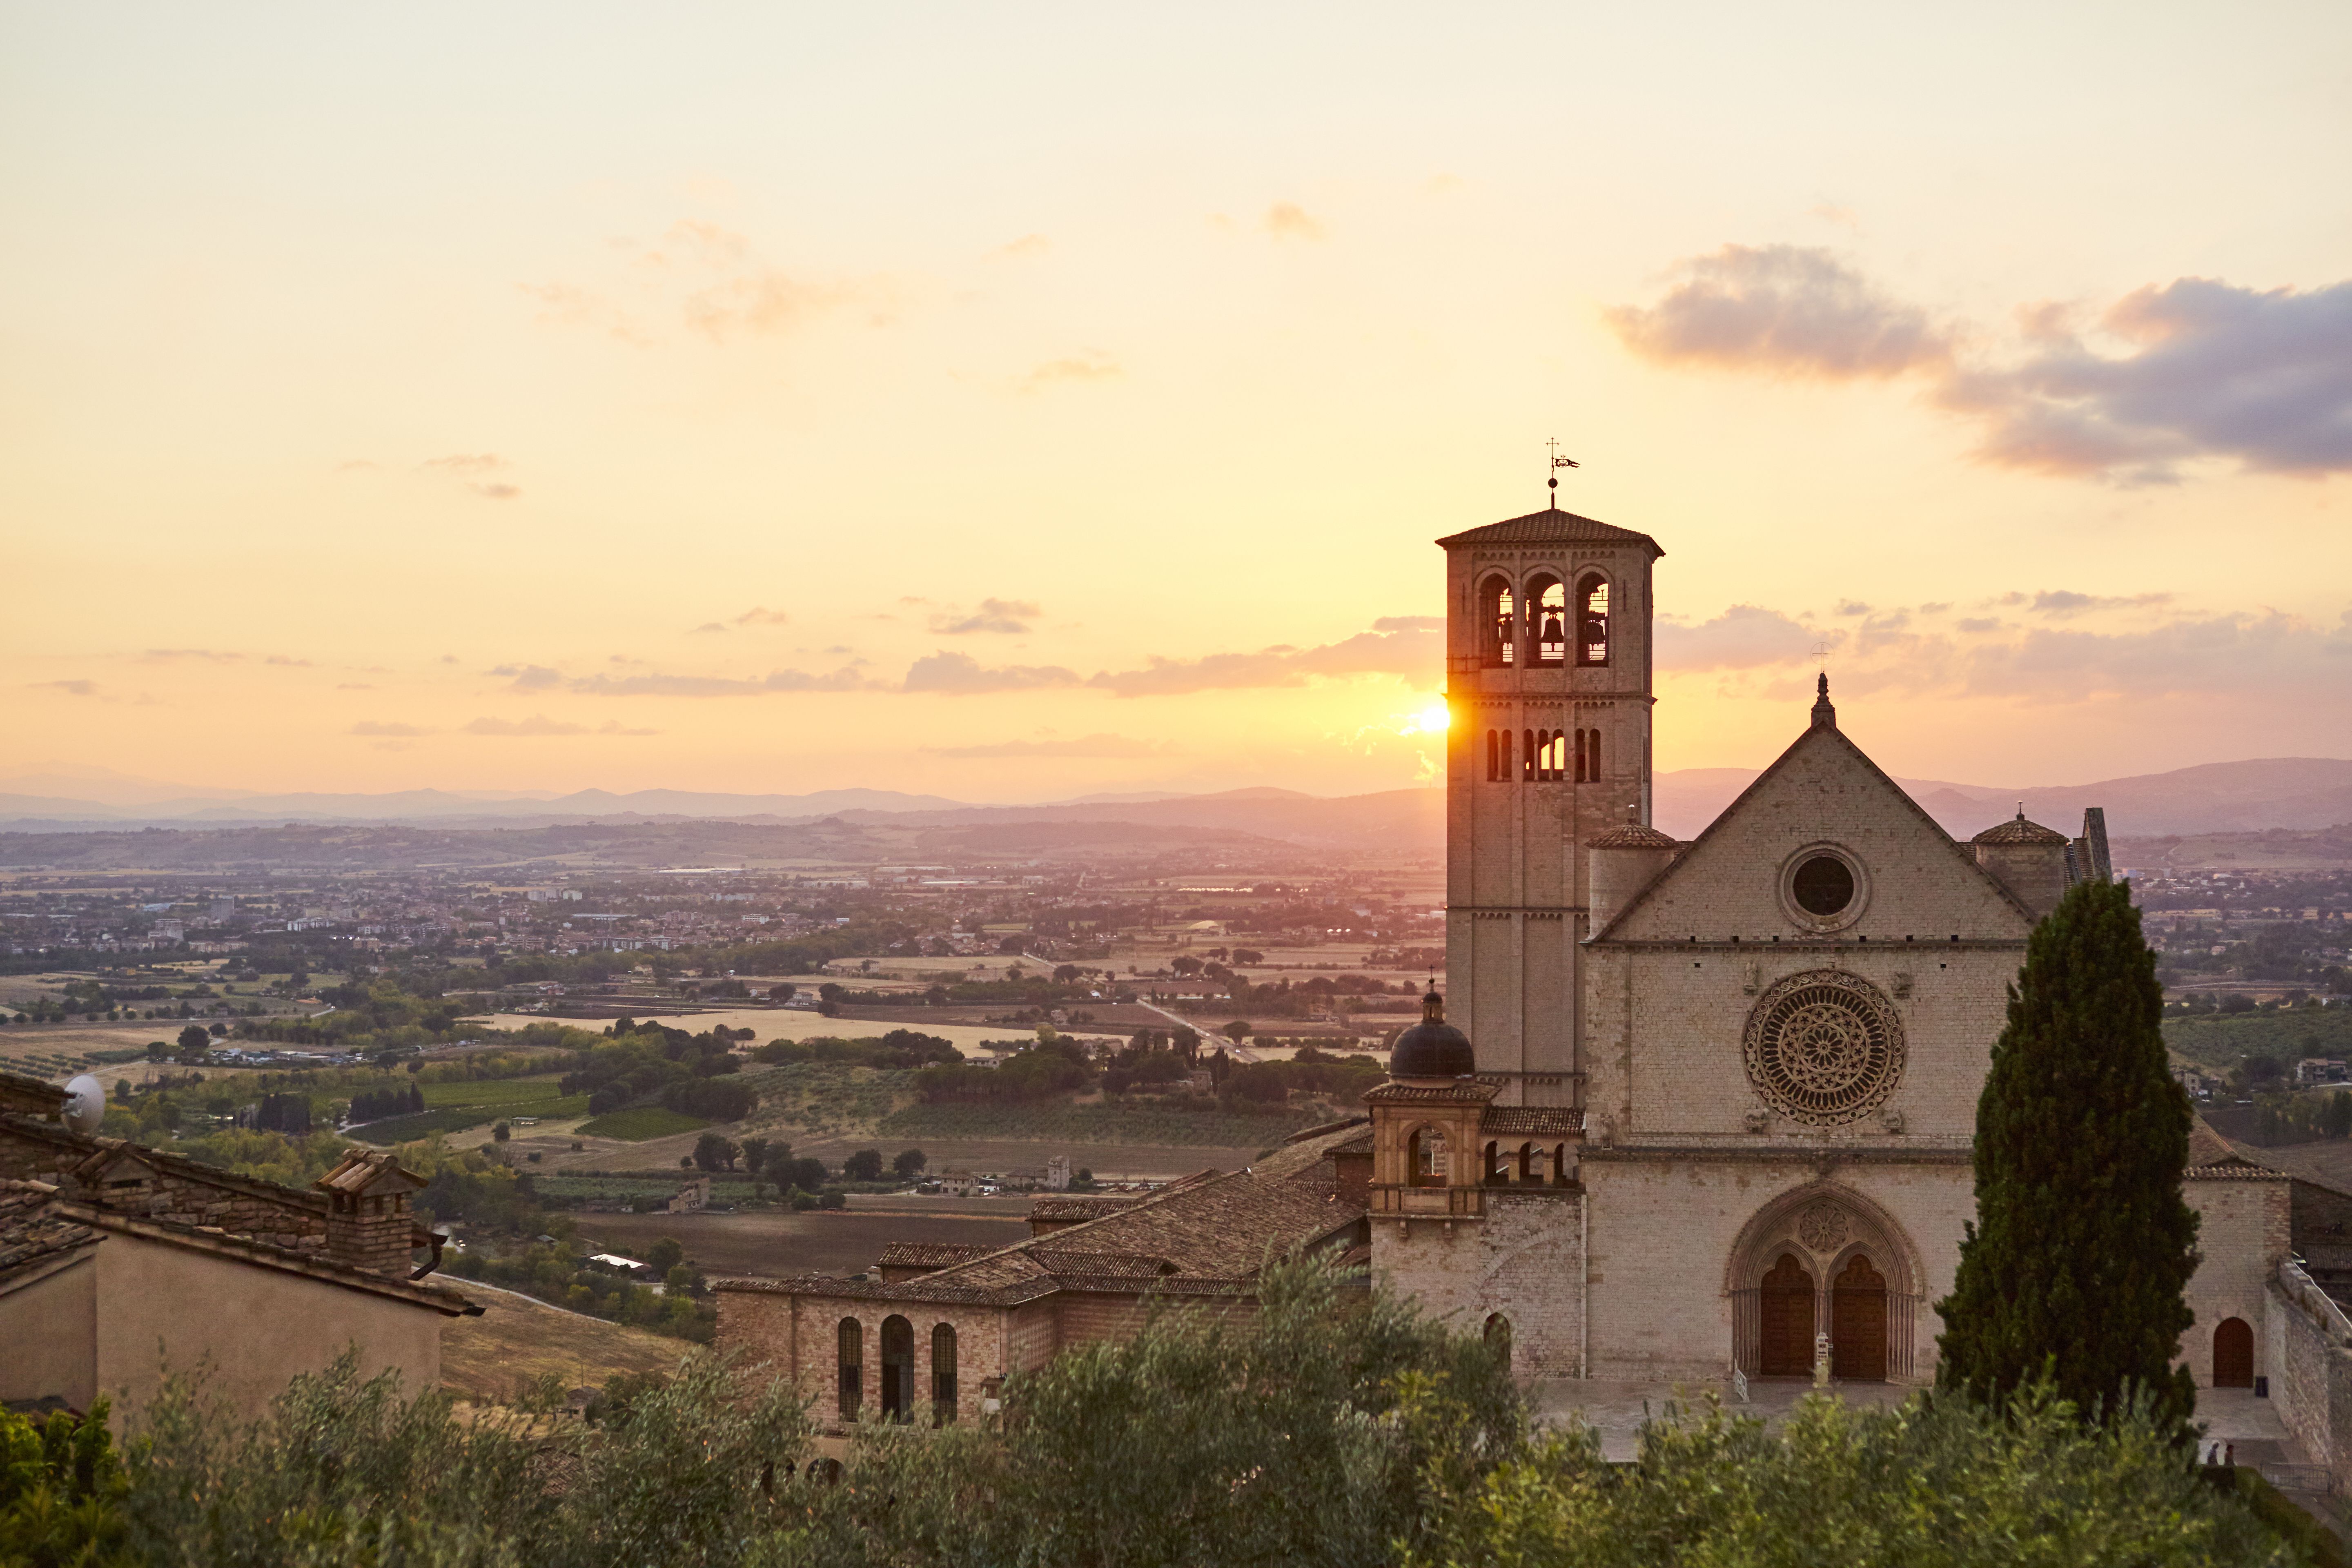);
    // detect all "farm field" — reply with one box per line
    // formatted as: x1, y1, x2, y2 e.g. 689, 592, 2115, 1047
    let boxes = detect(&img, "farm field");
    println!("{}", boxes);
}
463, 1008, 1062, 1058
350, 1073, 591, 1144
571, 1209, 1028, 1280
878, 1099, 1316, 1148
577, 1105, 709, 1141
439, 1281, 688, 1404
2164, 1011, 2352, 1069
